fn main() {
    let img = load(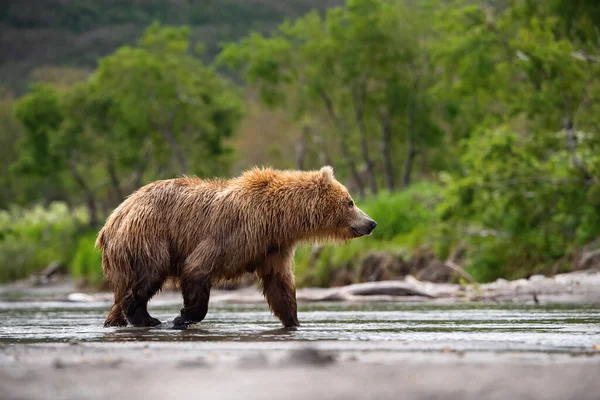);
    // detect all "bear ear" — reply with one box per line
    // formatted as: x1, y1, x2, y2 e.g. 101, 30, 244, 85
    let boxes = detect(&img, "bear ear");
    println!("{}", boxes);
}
318, 165, 335, 186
